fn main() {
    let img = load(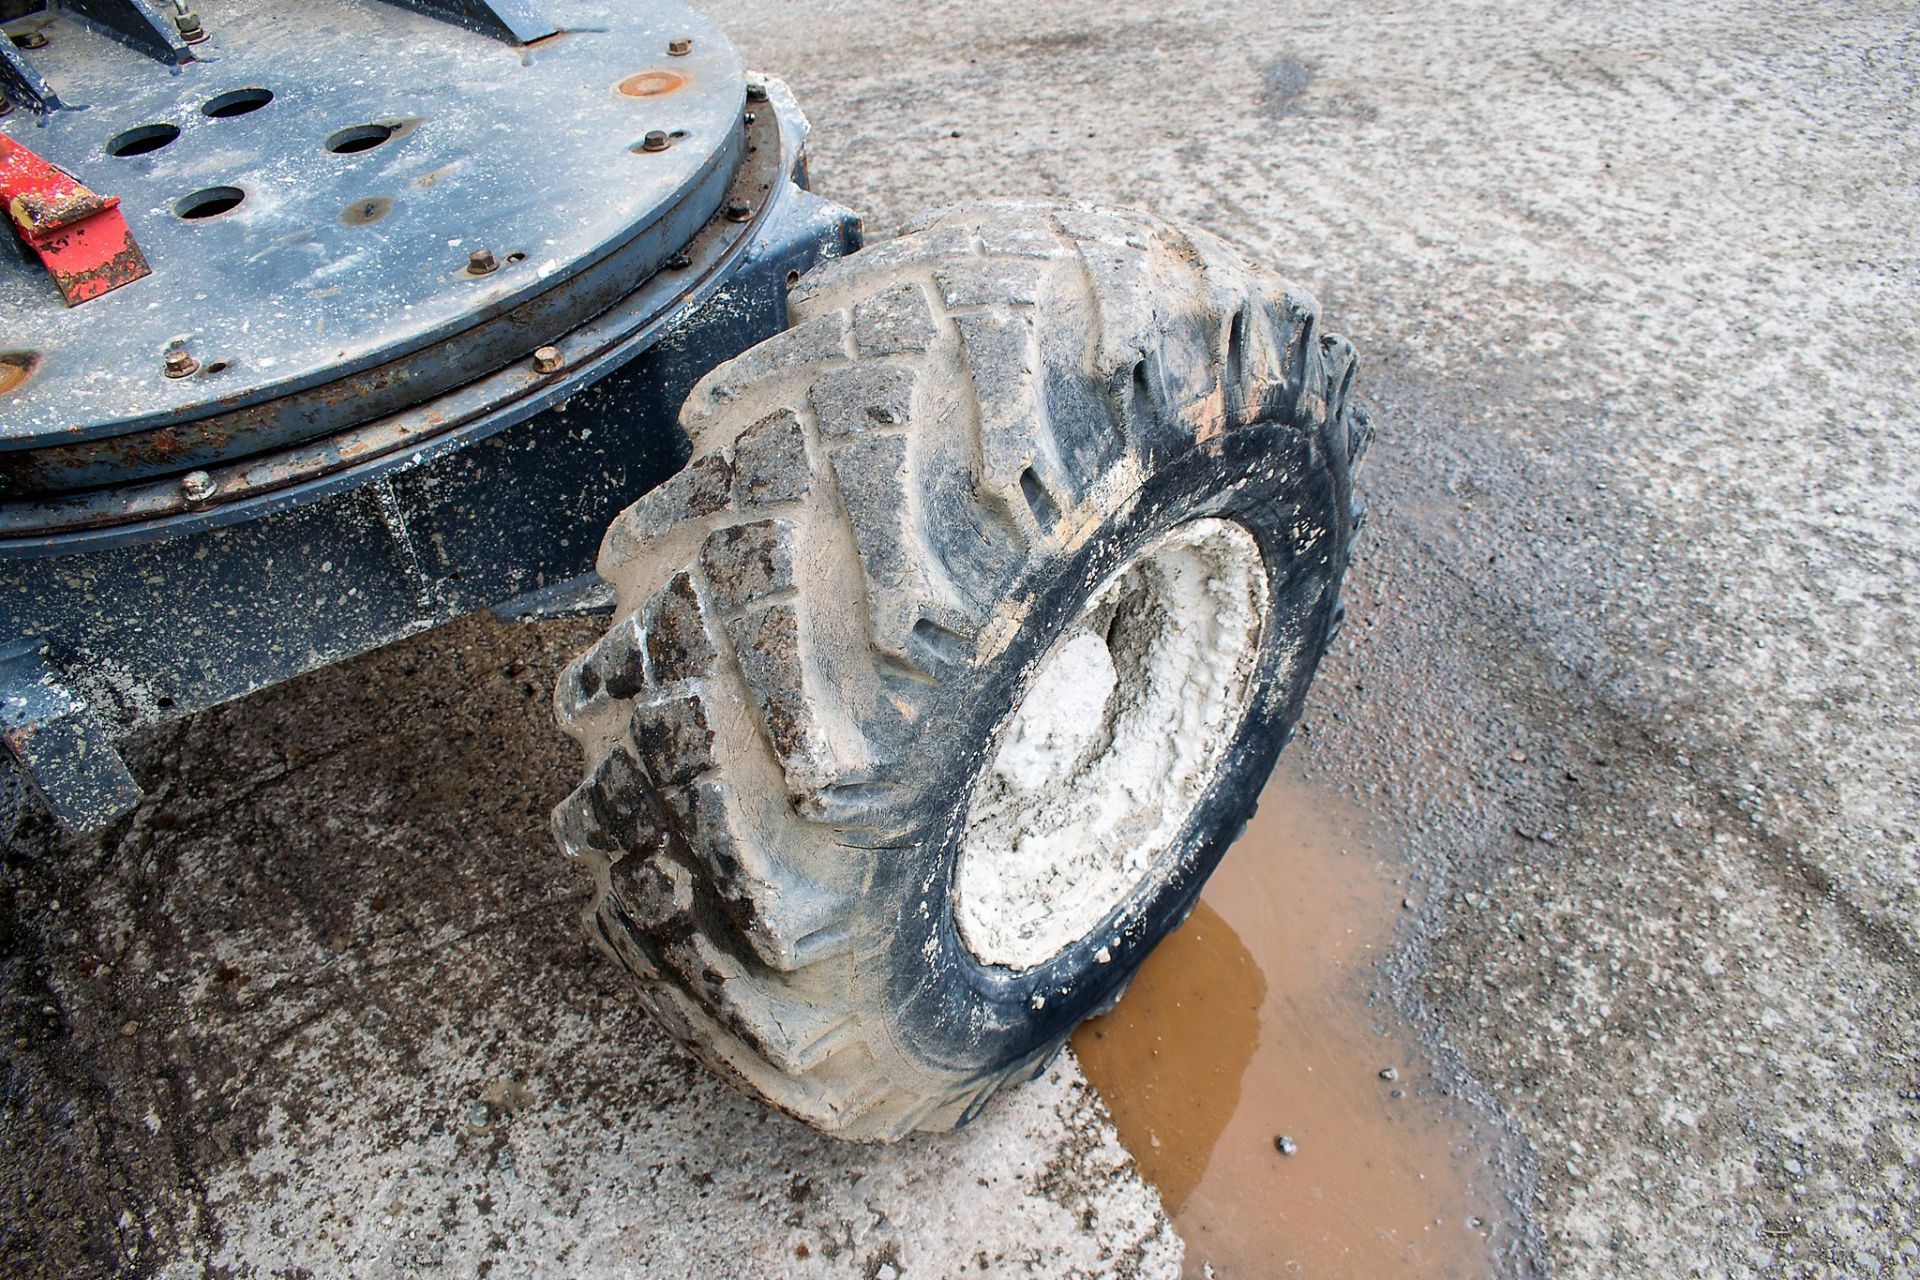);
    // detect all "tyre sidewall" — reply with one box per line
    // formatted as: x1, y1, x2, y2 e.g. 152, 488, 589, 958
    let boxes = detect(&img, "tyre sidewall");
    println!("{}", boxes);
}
880, 418, 1349, 1082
